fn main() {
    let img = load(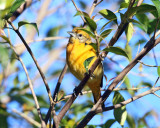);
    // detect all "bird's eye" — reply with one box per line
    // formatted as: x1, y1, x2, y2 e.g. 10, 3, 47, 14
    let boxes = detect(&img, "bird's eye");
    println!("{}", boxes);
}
78, 34, 83, 37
